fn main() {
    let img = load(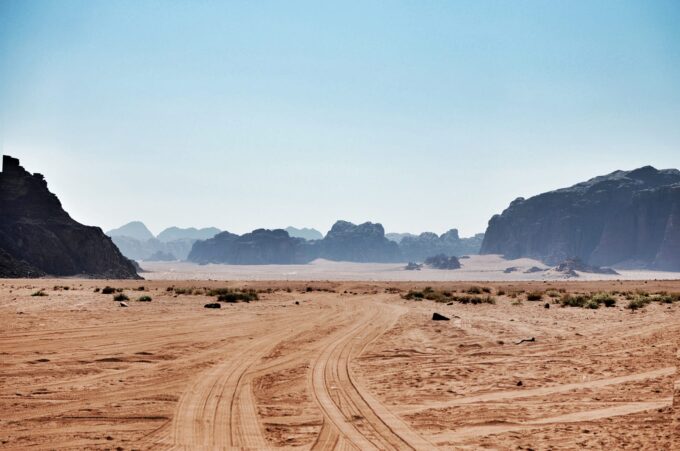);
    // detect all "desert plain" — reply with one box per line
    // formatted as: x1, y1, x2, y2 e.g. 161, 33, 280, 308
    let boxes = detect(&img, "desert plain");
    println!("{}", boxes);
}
1, 276, 679, 450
